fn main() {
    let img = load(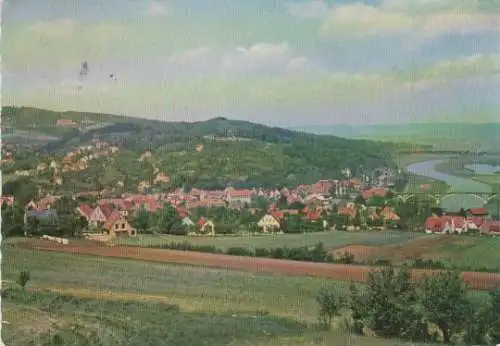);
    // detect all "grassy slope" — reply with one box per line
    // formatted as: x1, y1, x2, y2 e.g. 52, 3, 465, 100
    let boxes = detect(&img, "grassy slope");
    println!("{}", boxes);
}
2, 106, 395, 188
2, 246, 438, 346
420, 236, 500, 272
300, 122, 500, 152
115, 231, 424, 251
